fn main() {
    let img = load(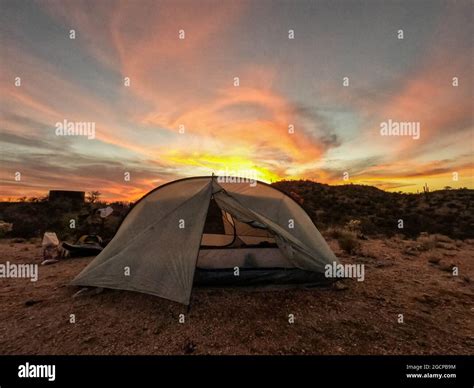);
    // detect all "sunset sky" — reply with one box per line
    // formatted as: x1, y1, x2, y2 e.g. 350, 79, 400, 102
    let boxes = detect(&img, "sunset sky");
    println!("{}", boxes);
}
0, 0, 472, 201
